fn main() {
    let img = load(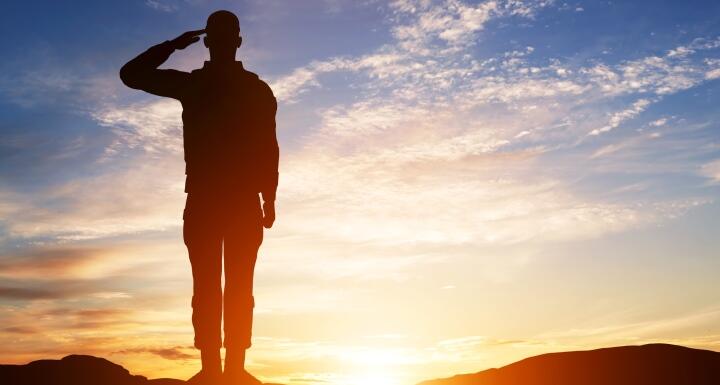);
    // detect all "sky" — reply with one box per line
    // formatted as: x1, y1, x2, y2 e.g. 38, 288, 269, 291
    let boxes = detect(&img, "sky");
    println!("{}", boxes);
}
1, 0, 719, 384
